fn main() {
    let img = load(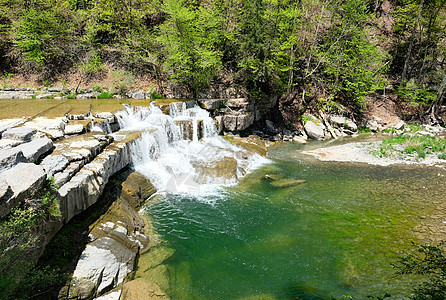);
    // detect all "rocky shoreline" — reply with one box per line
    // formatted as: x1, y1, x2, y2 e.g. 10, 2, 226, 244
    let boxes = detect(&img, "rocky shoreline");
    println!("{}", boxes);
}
304, 125, 446, 168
